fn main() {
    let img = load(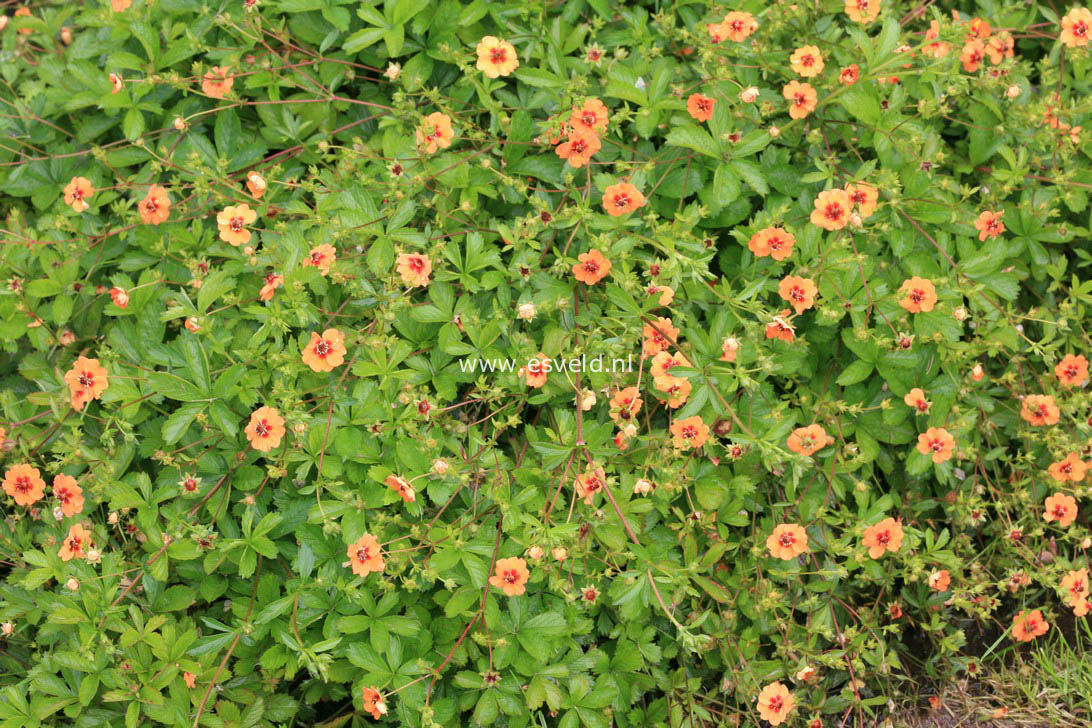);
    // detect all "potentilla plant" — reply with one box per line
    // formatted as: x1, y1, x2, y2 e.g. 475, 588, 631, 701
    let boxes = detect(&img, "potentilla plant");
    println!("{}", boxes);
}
0, 0, 1090, 726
